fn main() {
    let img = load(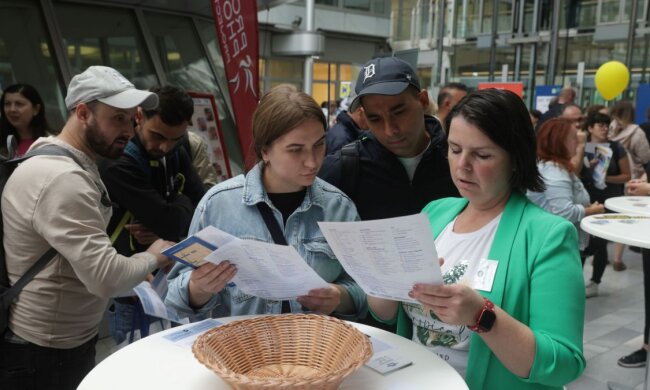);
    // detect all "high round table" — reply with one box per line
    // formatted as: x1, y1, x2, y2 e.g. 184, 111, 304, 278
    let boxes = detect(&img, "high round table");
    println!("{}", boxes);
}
78, 315, 468, 390
580, 214, 650, 249
605, 196, 650, 216
580, 210, 650, 390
